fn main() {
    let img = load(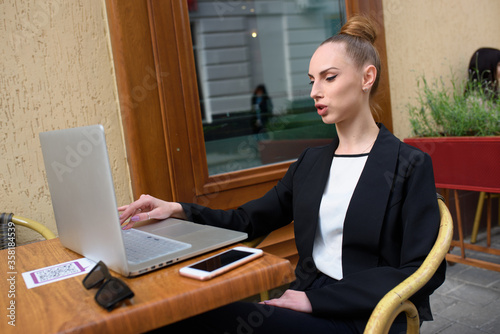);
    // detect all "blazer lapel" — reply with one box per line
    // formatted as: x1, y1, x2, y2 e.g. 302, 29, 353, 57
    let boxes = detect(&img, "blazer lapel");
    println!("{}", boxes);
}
294, 138, 338, 260
342, 125, 401, 275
